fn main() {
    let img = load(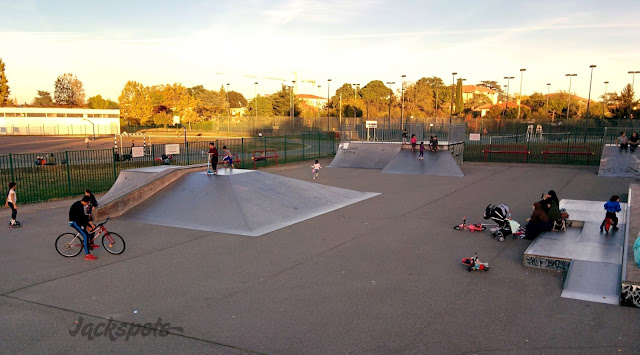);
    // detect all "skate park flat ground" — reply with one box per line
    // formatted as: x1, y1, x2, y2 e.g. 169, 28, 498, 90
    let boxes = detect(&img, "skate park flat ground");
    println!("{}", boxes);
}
1, 161, 639, 353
